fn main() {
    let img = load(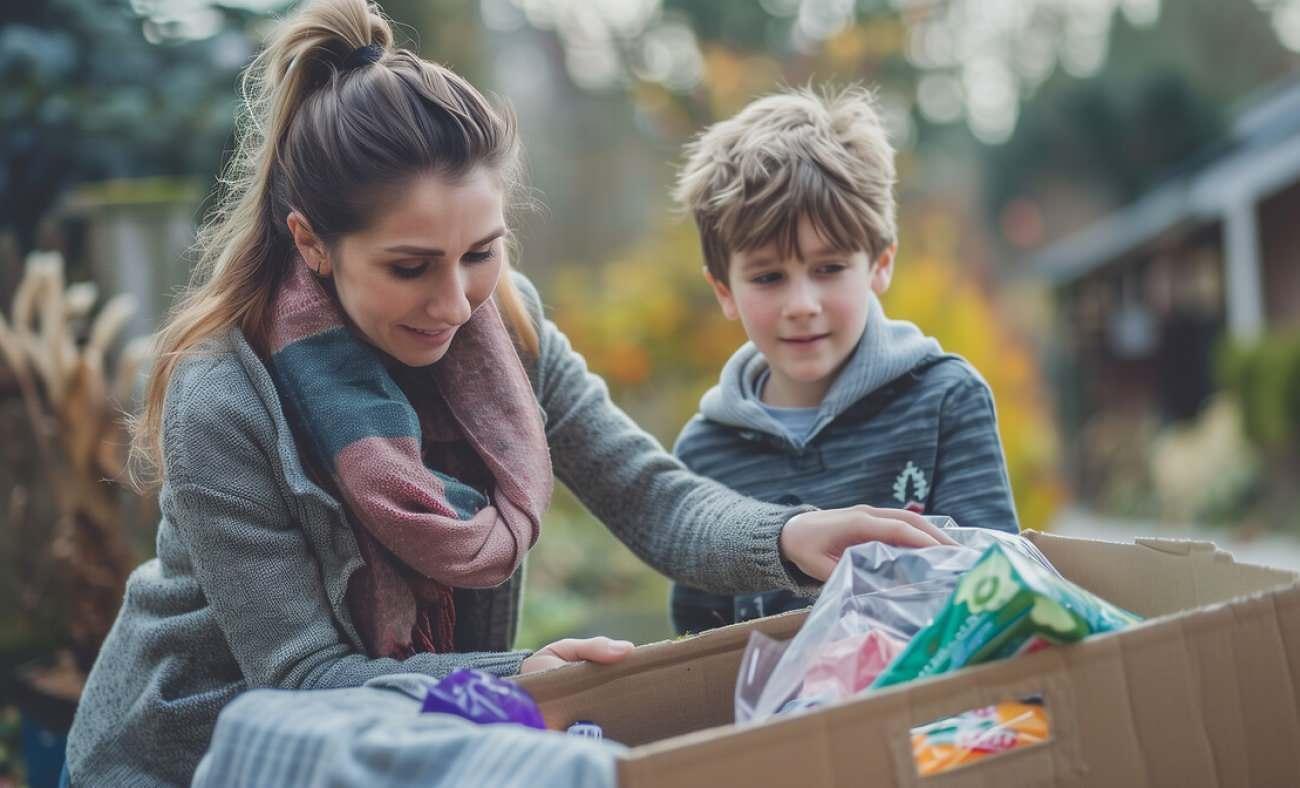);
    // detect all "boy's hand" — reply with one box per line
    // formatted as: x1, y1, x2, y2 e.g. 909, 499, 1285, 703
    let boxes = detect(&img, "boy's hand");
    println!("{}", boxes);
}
779, 505, 958, 582
519, 636, 635, 674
